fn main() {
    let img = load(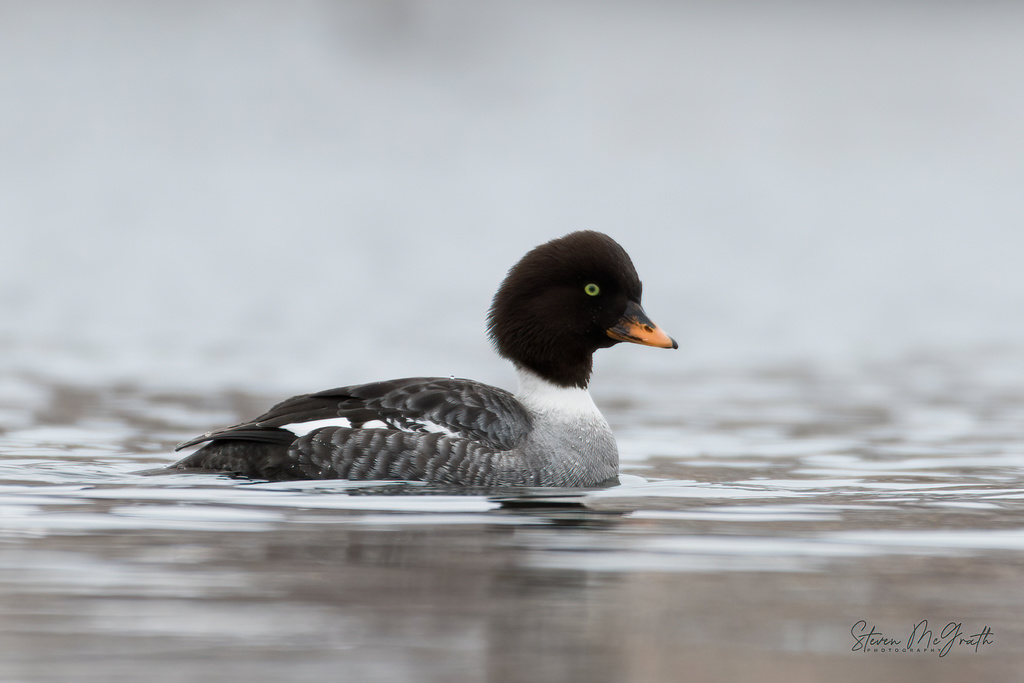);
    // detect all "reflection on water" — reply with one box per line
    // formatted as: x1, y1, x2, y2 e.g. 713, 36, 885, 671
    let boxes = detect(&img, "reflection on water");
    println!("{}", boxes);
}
3, 0, 1024, 679
2, 351, 1023, 681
